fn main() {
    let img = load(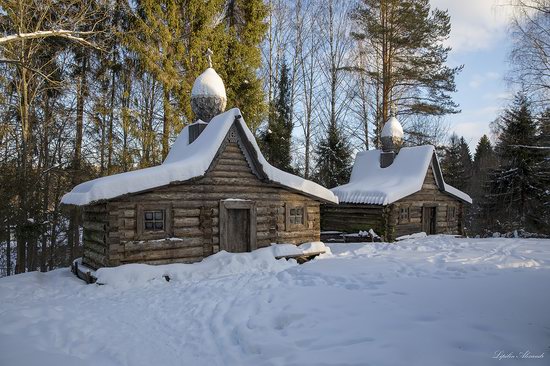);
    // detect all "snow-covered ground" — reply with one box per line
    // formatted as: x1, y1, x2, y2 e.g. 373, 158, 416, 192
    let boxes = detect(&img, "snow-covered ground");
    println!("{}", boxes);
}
1, 236, 549, 366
